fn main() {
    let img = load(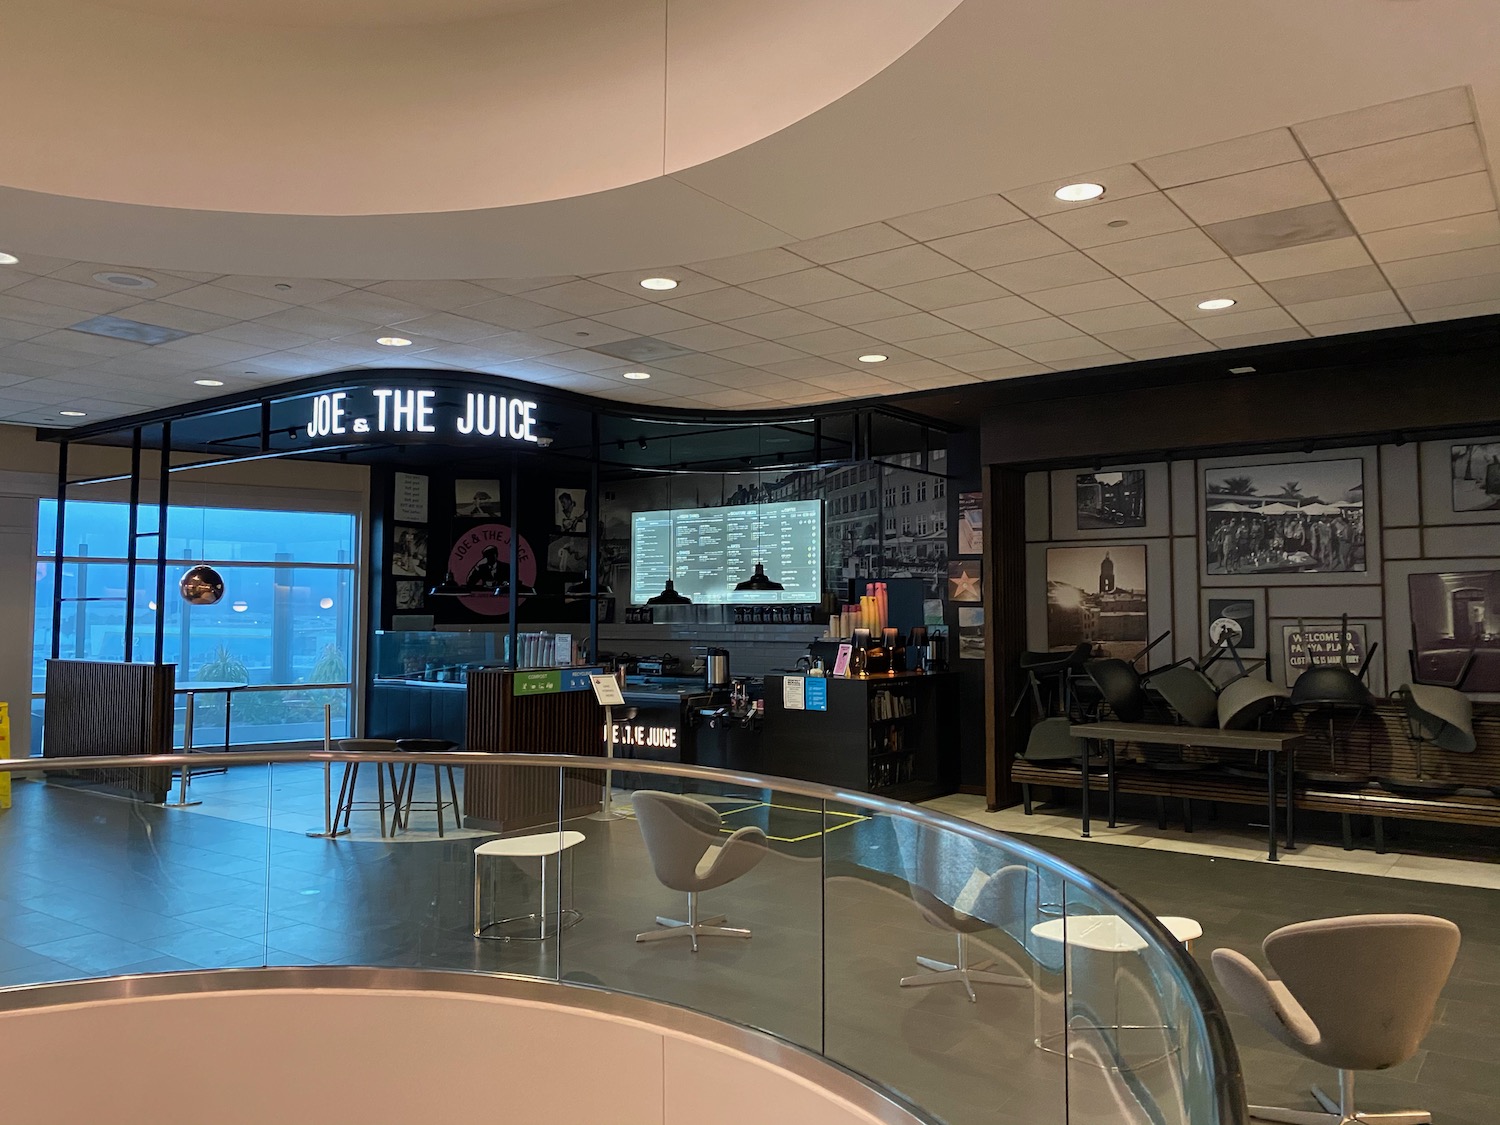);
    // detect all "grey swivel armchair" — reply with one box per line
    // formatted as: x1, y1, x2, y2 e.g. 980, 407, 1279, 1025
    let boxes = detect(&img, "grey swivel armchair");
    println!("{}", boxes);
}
633, 791, 768, 952
1212, 914, 1460, 1125
902, 856, 1030, 1003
